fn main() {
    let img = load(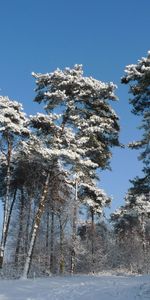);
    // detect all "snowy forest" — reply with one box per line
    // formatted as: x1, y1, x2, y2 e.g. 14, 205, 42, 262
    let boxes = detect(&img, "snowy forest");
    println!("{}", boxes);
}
0, 51, 149, 279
